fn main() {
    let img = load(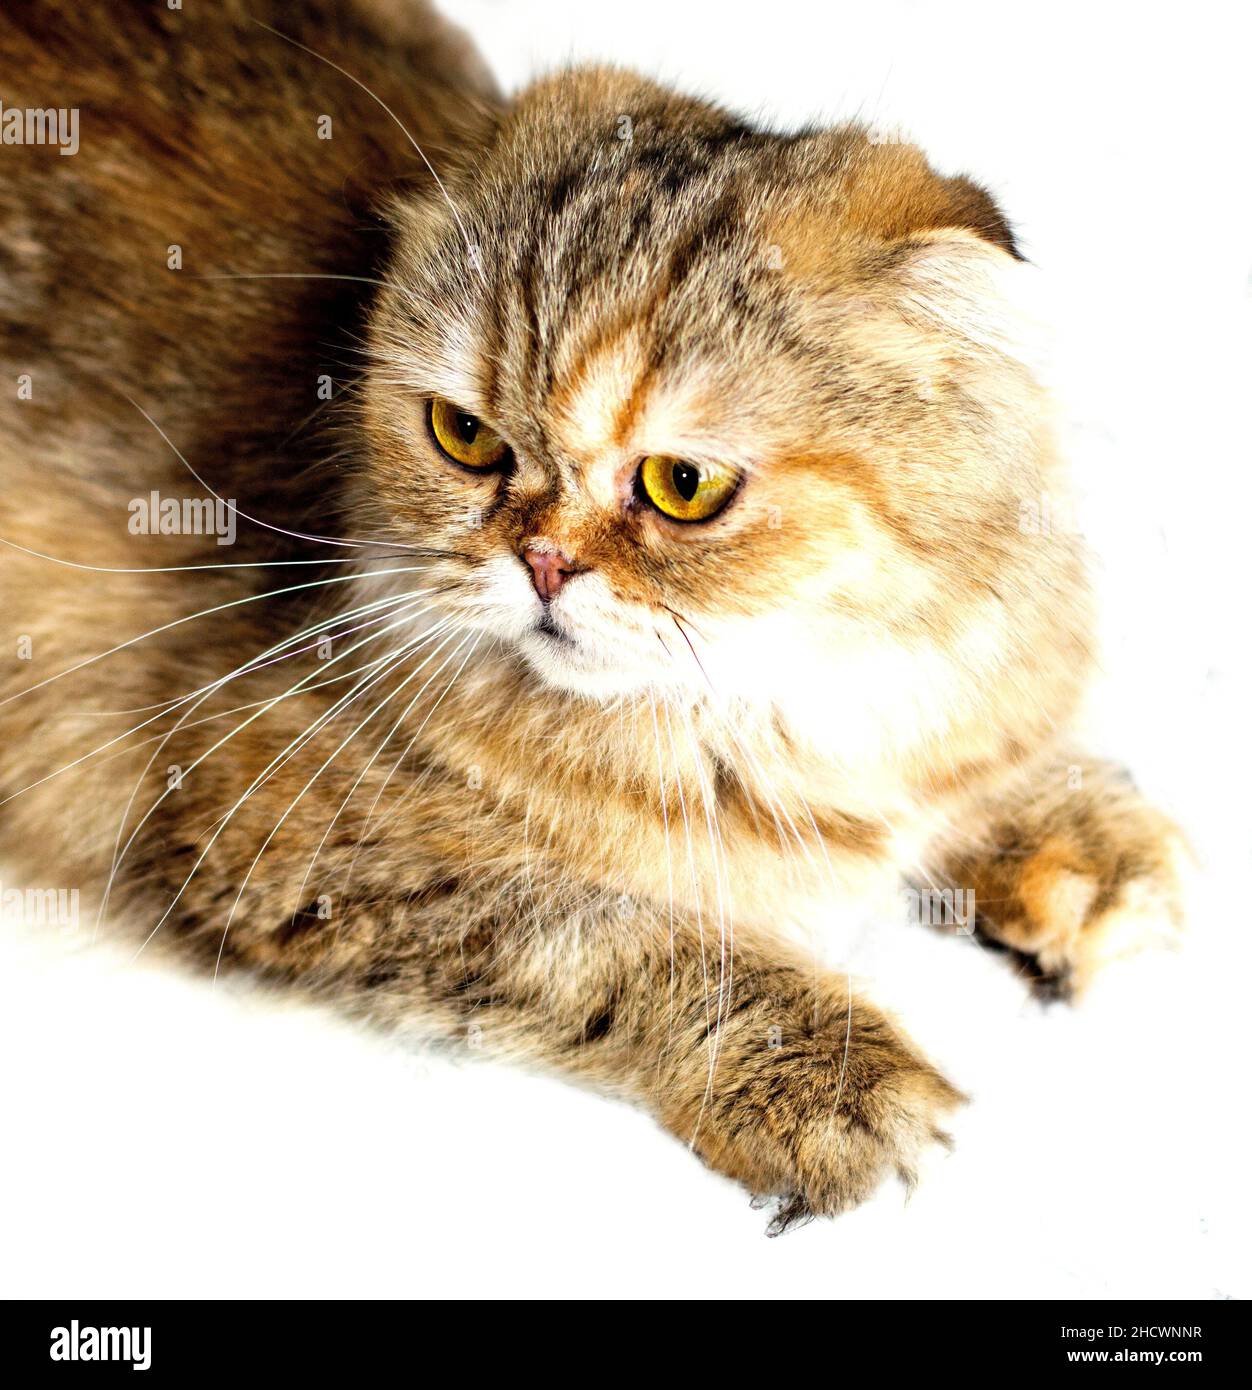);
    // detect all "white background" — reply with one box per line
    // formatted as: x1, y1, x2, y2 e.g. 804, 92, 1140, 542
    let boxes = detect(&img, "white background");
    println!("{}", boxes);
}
2, 0, 1249, 1299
